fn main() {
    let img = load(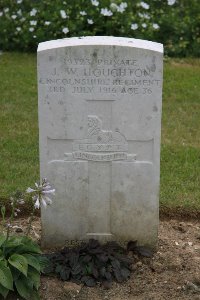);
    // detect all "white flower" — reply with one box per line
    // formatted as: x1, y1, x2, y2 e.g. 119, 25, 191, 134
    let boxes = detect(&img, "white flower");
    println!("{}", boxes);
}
12, 15, 17, 19
138, 12, 150, 19
33, 35, 37, 39
80, 11, 87, 16
87, 19, 94, 24
120, 2, 128, 8
101, 8, 113, 16
111, 2, 128, 12
38, 195, 53, 208
41, 199, 47, 208
42, 184, 52, 190
26, 187, 36, 193
167, 0, 176, 5
153, 23, 159, 29
17, 9, 22, 15
140, 1, 150, 9
117, 2, 128, 13
144, 13, 150, 19
30, 20, 37, 26
27, 178, 55, 209
42, 189, 55, 195
62, 27, 69, 34
131, 23, 138, 30
30, 8, 37, 16
91, 0, 99, 6
29, 27, 34, 32
110, 3, 118, 11
16, 27, 21, 31
42, 196, 52, 206
142, 23, 147, 28
20, 17, 26, 22
45, 21, 51, 25
17, 0, 23, 3
117, 6, 125, 13
4, 8, 9, 13
60, 10, 67, 19
34, 197, 40, 209
0, 12, 3, 17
